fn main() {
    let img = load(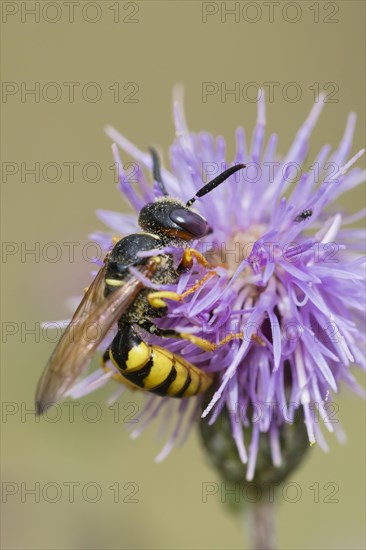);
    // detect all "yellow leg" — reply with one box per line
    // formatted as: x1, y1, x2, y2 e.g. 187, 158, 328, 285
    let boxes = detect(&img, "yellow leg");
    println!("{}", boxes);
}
148, 247, 220, 308
142, 319, 242, 352
251, 334, 266, 347
179, 331, 244, 352
183, 246, 230, 270
181, 248, 210, 269
182, 332, 266, 351
164, 330, 264, 352
148, 270, 217, 308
